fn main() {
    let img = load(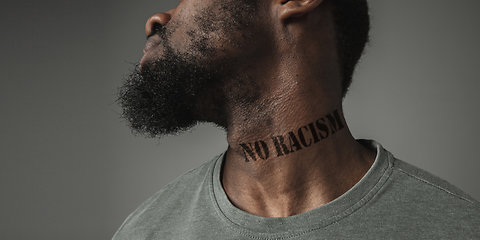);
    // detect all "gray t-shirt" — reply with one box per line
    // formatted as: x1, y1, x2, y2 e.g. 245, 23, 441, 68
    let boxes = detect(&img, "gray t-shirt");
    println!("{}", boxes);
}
113, 140, 480, 239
